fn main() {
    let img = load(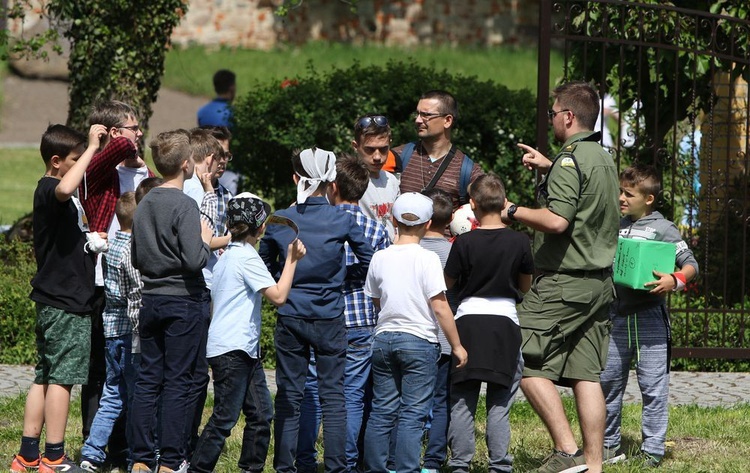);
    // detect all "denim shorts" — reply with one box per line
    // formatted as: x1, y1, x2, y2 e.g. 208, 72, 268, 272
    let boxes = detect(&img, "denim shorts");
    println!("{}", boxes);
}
34, 302, 91, 385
